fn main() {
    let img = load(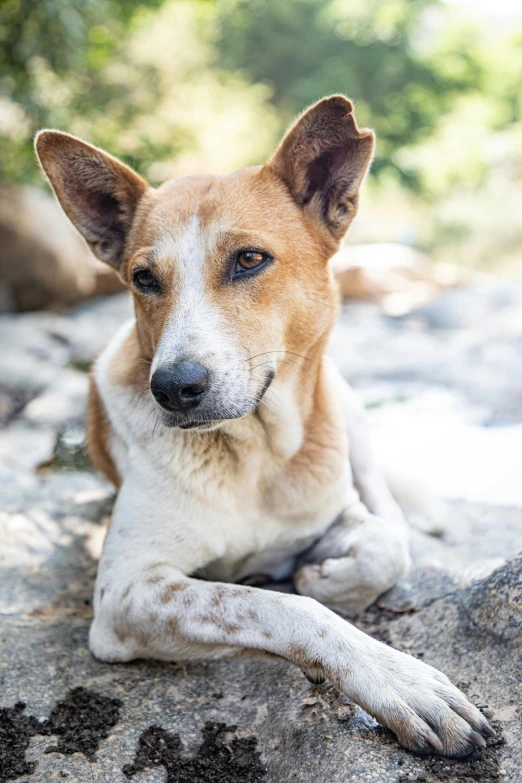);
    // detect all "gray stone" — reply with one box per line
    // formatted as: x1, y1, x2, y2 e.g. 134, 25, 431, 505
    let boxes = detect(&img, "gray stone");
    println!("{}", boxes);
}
23, 369, 89, 429
458, 554, 522, 644
0, 424, 55, 473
